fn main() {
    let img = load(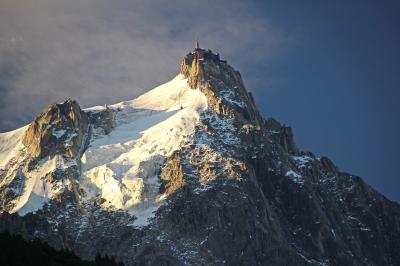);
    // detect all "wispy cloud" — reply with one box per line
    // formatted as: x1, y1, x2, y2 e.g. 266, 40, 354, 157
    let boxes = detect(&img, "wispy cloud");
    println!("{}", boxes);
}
0, 0, 296, 131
